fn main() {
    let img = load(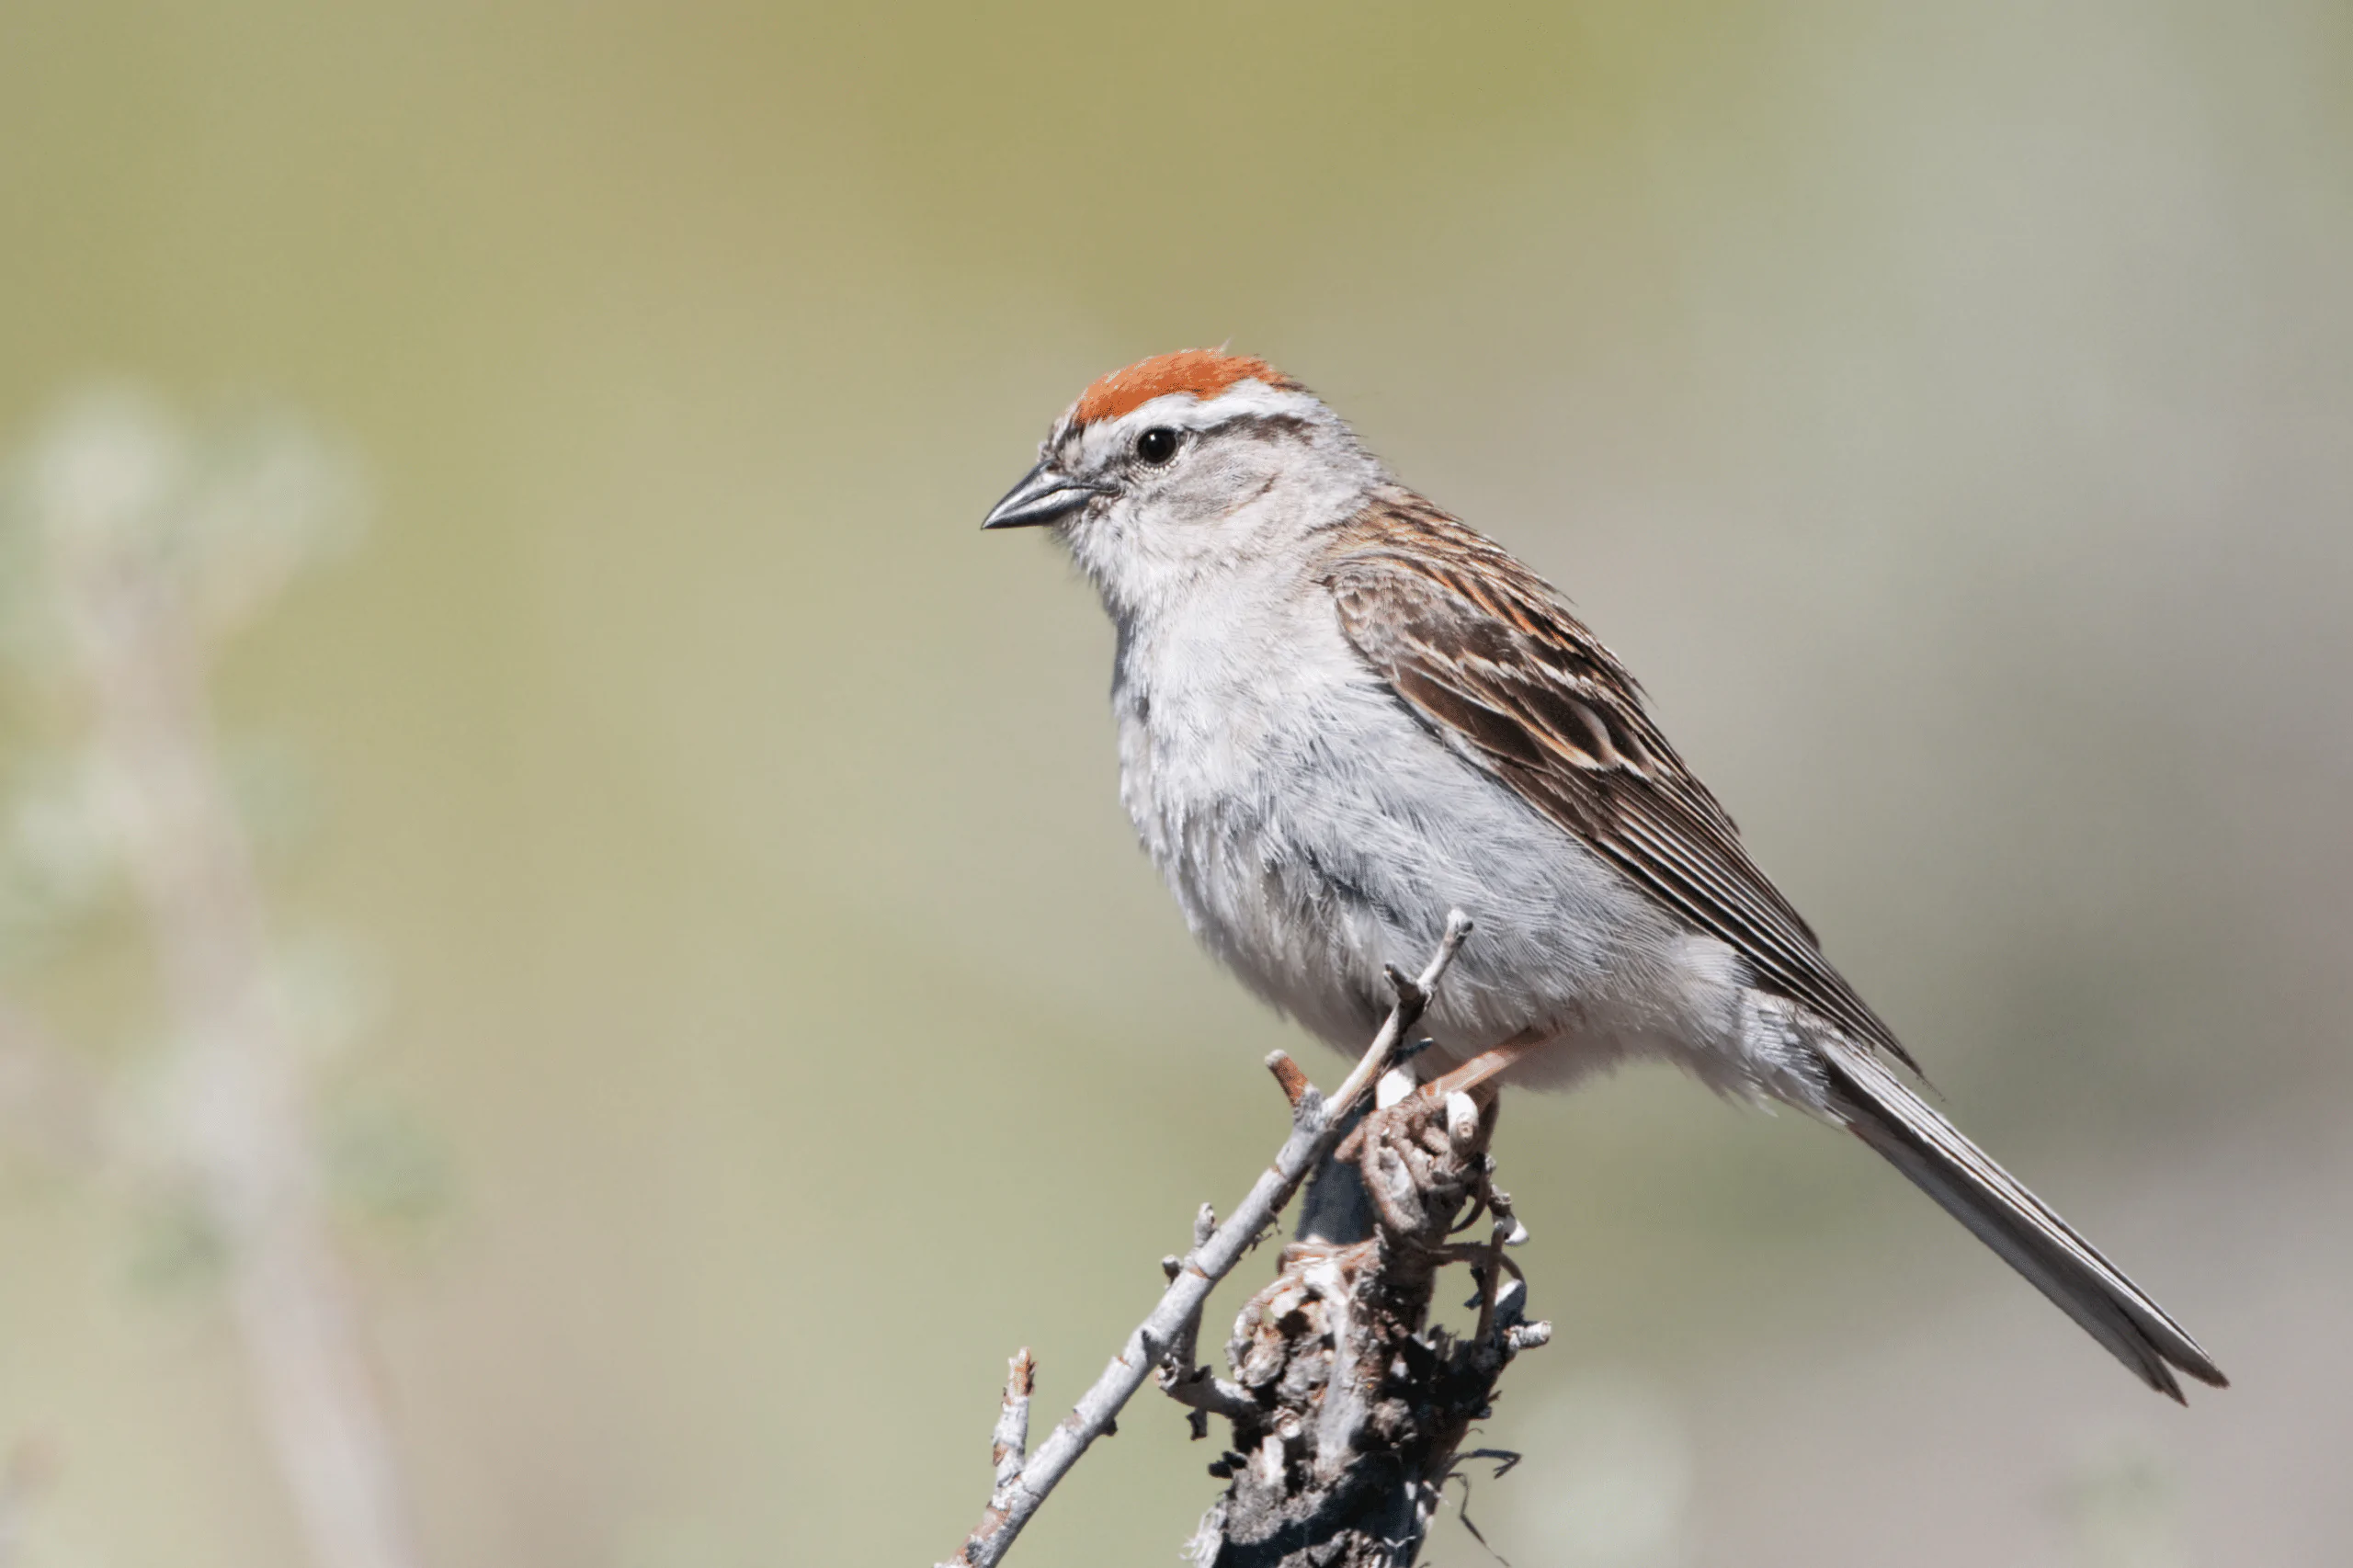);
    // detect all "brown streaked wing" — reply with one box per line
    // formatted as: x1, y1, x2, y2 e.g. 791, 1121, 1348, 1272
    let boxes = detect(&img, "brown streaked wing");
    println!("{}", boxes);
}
1324, 493, 1918, 1072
